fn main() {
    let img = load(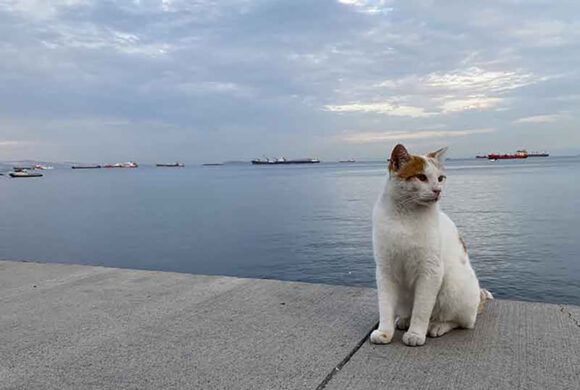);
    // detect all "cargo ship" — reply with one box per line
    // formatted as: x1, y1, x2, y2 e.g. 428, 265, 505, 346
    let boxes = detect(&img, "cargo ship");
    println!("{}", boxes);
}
528, 152, 549, 157
156, 162, 185, 167
104, 162, 138, 168
72, 165, 102, 169
488, 150, 529, 160
251, 157, 320, 165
